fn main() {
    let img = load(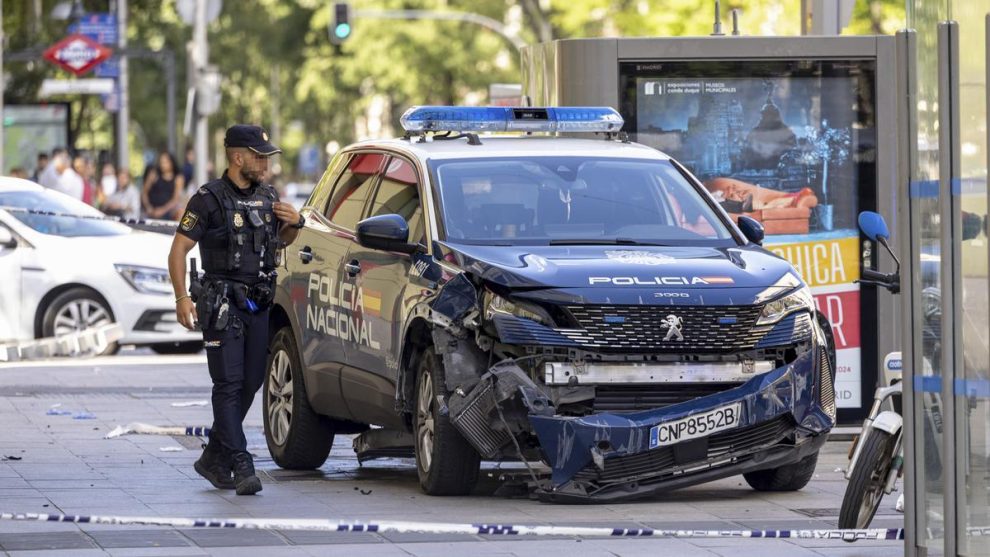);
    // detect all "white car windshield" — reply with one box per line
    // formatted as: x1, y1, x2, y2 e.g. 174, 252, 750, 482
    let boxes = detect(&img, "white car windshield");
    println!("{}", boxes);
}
429, 156, 734, 246
0, 190, 132, 237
